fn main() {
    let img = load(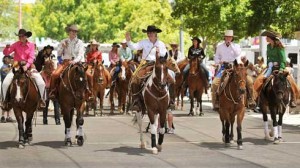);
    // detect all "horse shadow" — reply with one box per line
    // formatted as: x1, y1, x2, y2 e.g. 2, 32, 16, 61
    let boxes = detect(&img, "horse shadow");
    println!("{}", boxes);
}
0, 141, 19, 150
94, 146, 149, 156
33, 141, 68, 148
